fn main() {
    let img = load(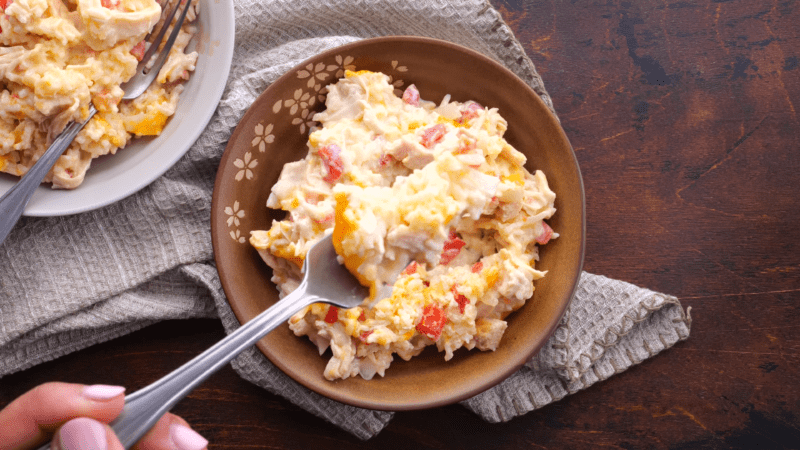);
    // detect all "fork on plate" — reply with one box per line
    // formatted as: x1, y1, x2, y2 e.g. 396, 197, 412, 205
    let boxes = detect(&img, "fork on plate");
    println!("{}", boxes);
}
0, 0, 193, 245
